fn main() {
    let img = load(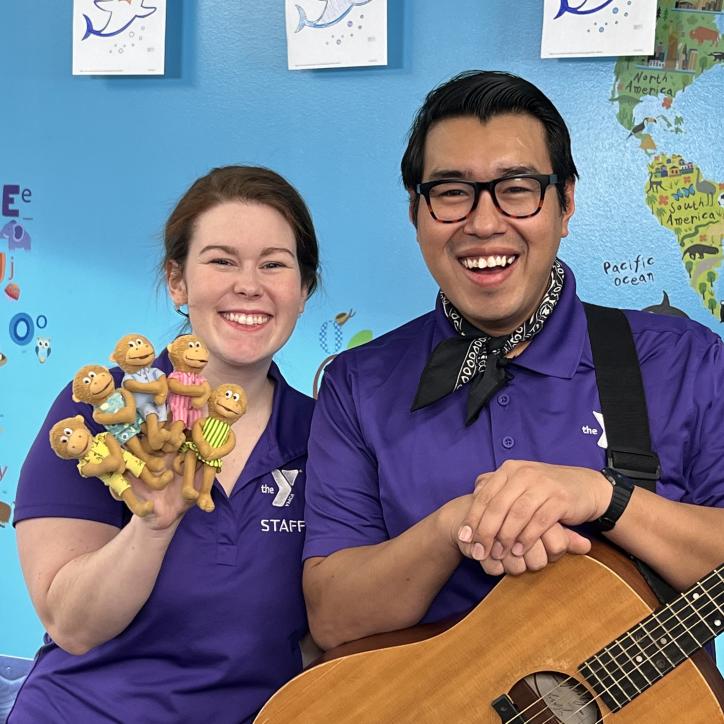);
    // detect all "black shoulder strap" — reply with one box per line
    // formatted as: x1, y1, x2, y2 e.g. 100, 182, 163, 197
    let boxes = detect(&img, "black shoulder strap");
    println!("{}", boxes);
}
583, 303, 676, 604
583, 303, 660, 486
